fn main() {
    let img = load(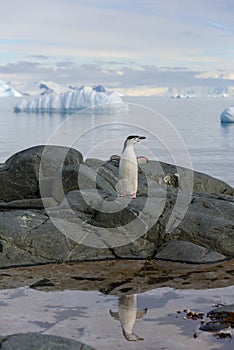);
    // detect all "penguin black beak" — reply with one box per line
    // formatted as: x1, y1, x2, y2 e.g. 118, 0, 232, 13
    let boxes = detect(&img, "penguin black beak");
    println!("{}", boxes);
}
138, 136, 146, 141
